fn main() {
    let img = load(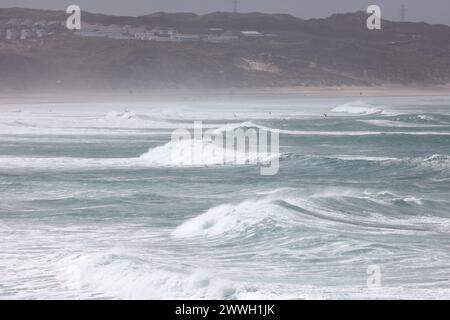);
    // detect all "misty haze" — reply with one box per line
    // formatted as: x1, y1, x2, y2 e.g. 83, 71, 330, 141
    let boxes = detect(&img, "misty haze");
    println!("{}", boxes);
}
1, 1, 450, 303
